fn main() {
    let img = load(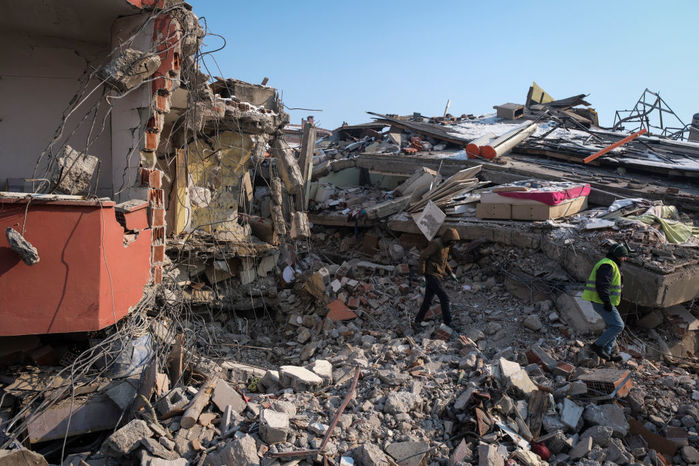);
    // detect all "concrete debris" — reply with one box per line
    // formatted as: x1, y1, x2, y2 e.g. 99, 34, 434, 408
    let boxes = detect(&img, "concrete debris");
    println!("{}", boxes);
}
5, 227, 40, 265
0, 449, 48, 466
98, 48, 161, 92
101, 419, 153, 457
54, 145, 99, 195
260, 408, 289, 444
